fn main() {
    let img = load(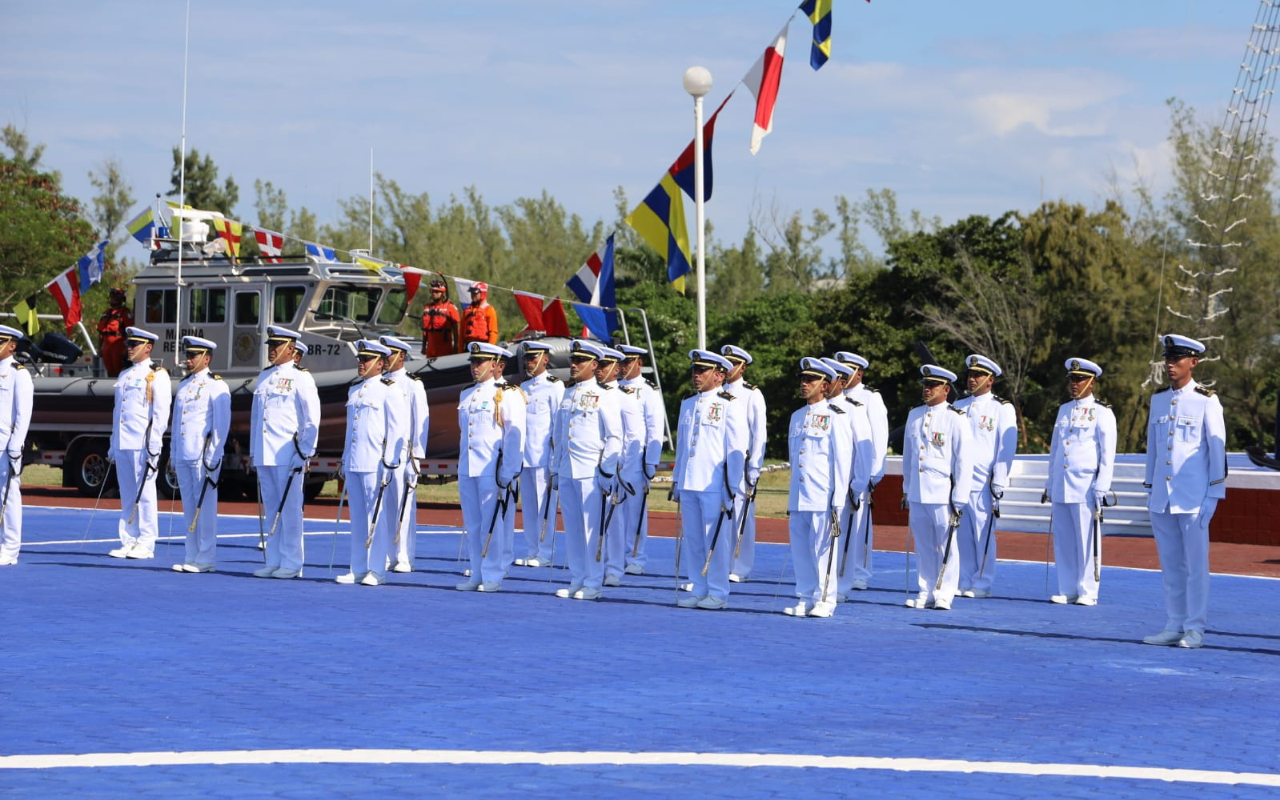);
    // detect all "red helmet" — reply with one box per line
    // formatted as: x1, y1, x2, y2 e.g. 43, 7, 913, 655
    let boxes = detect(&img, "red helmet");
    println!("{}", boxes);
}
470, 282, 488, 296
